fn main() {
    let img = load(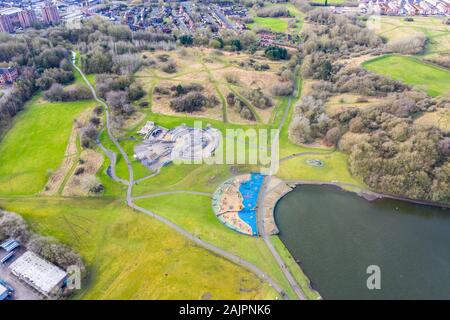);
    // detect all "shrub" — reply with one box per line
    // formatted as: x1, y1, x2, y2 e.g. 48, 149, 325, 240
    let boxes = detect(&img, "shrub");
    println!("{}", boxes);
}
74, 167, 85, 176
90, 117, 101, 126
257, 6, 289, 18
271, 82, 294, 96
161, 61, 177, 73
170, 92, 207, 112
227, 92, 236, 106
94, 105, 103, 115
44, 84, 92, 102
225, 72, 240, 84
81, 124, 98, 149
128, 83, 145, 101
387, 34, 426, 54
179, 34, 194, 46
244, 88, 273, 109
264, 46, 288, 60
324, 127, 342, 146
